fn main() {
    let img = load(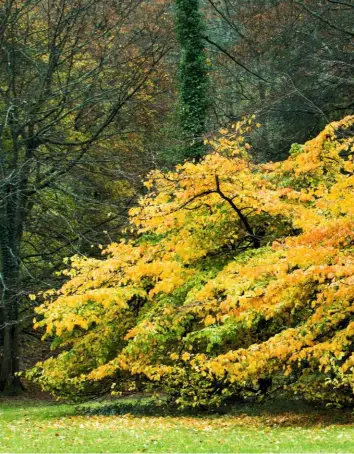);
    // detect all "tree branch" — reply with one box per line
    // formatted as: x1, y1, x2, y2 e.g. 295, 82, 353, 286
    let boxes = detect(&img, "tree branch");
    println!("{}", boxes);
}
215, 175, 260, 248
296, 0, 354, 37
327, 0, 353, 9
202, 36, 269, 83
